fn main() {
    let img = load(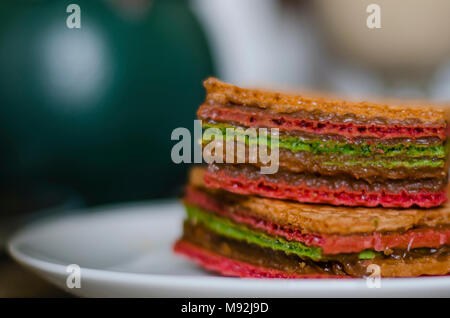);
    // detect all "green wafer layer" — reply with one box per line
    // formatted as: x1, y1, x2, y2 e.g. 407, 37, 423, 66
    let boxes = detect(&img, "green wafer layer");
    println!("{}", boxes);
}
202, 123, 446, 169
185, 205, 378, 261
